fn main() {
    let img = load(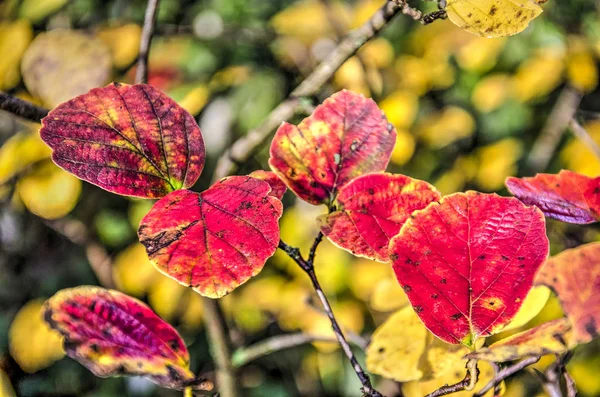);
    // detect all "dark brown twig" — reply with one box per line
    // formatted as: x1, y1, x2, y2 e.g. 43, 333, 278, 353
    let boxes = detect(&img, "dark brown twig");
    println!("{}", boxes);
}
474, 356, 540, 397
0, 93, 49, 123
424, 359, 479, 397
279, 237, 383, 397
135, 0, 160, 84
